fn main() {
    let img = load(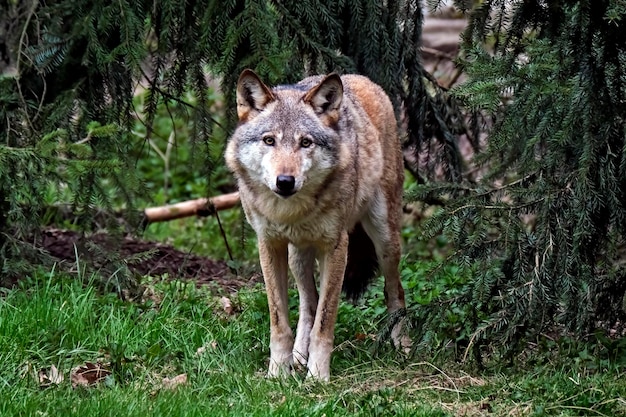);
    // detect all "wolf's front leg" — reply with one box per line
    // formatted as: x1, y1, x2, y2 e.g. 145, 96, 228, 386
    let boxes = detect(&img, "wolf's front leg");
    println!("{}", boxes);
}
288, 245, 318, 368
307, 231, 349, 381
258, 238, 294, 377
